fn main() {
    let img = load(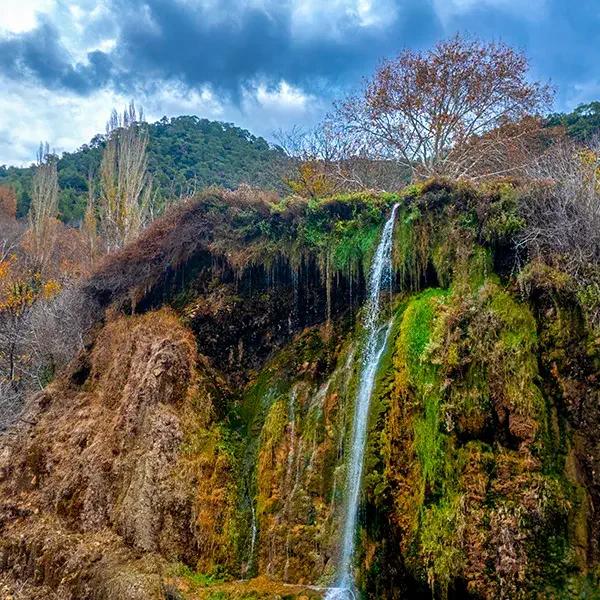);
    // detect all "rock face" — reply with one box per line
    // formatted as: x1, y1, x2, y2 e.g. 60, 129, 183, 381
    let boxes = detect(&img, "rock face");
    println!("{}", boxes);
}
0, 311, 204, 598
0, 185, 599, 599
